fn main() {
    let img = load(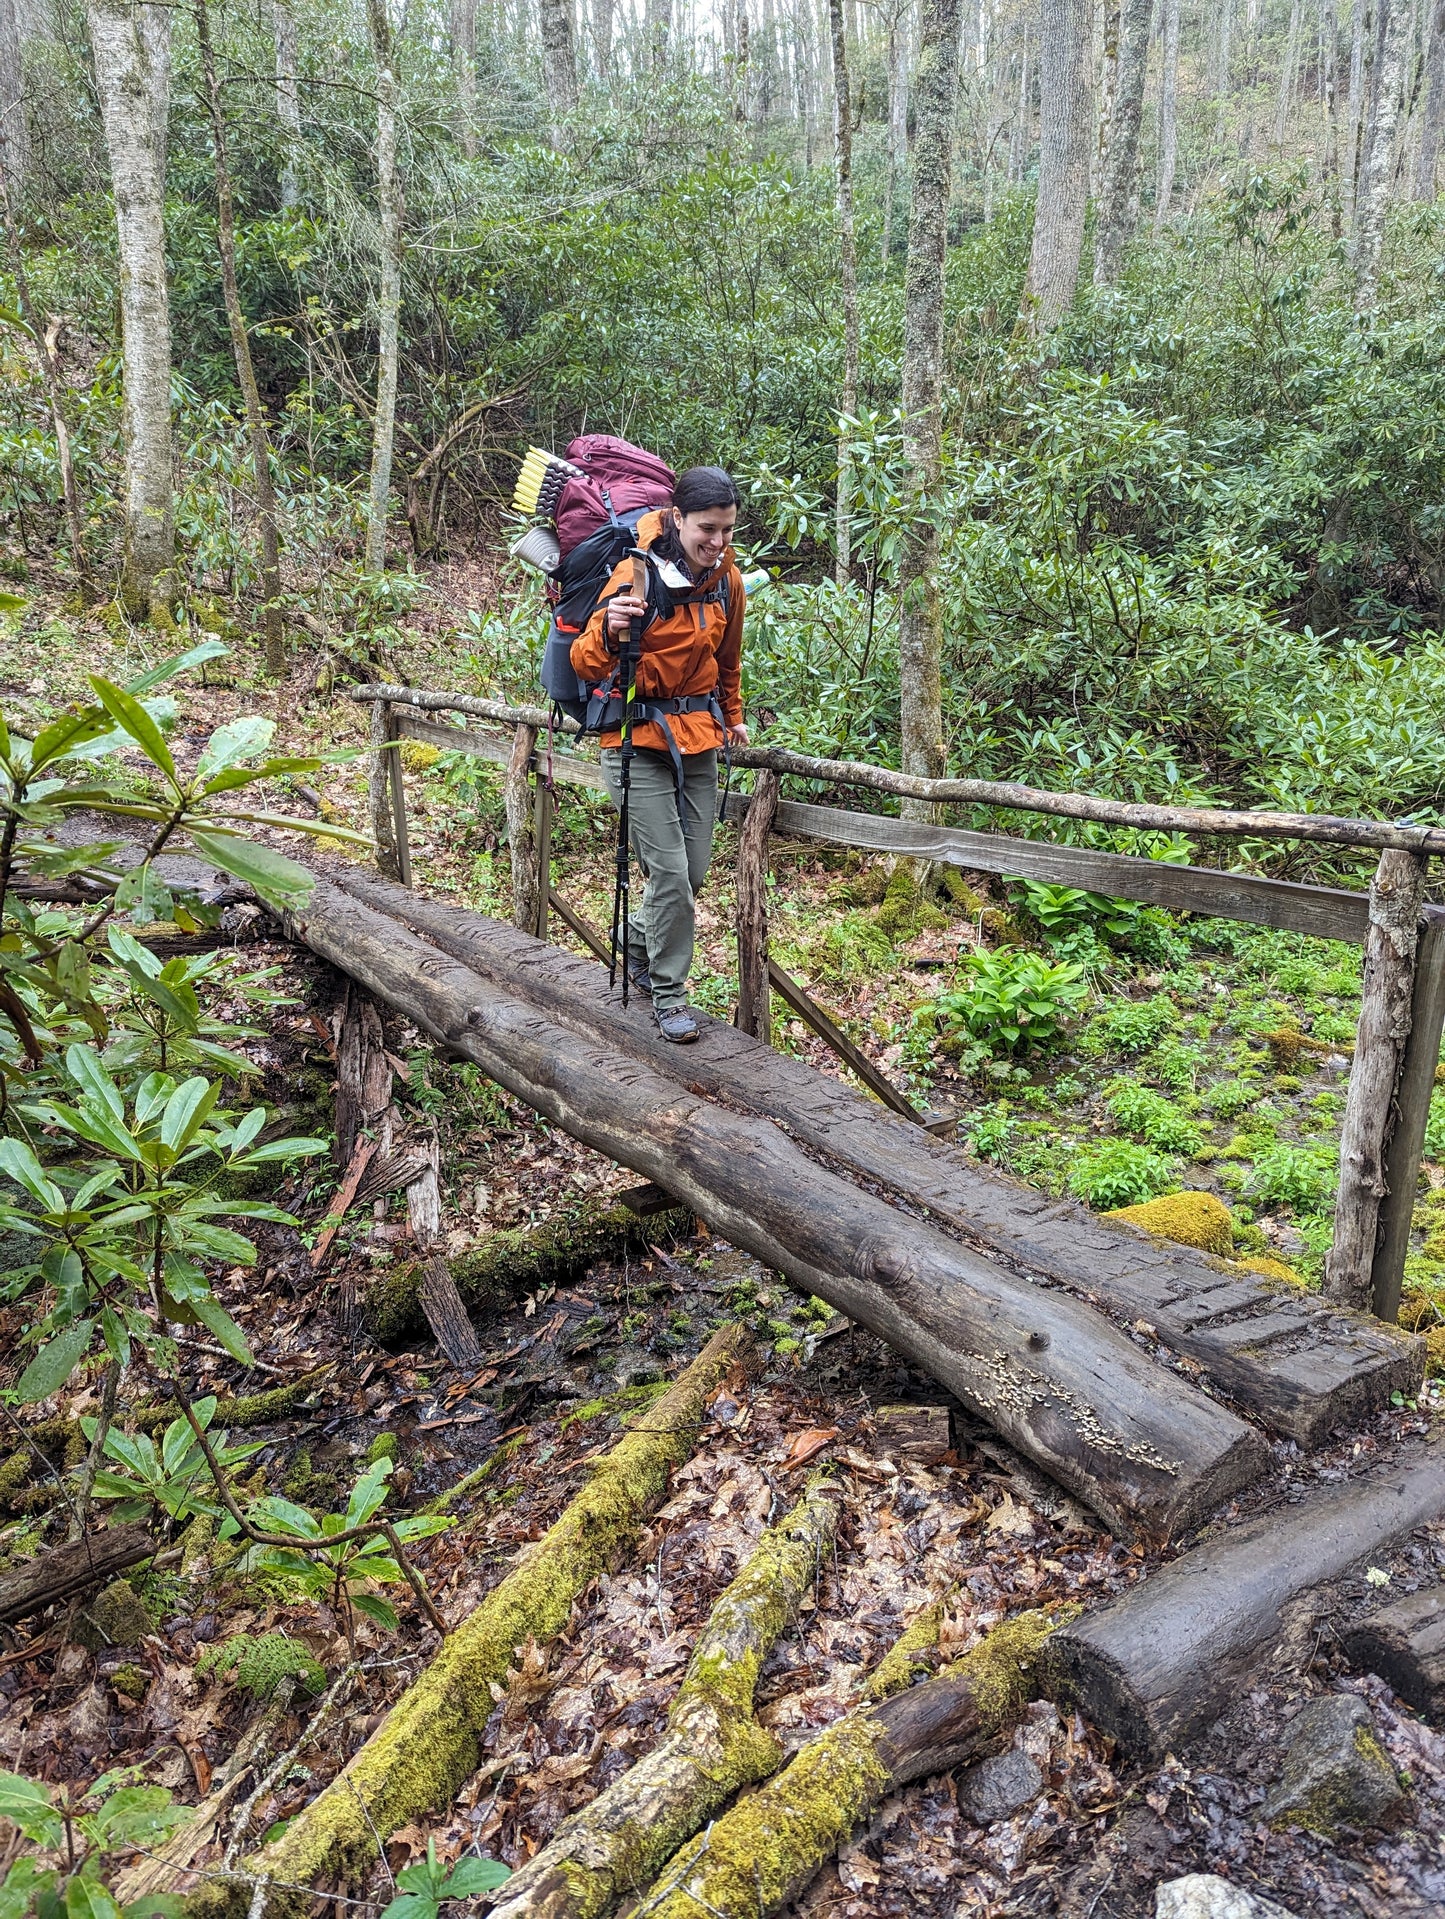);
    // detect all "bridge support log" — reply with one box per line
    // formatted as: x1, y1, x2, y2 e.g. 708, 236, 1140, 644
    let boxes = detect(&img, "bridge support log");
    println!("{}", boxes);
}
291, 874, 1267, 1543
